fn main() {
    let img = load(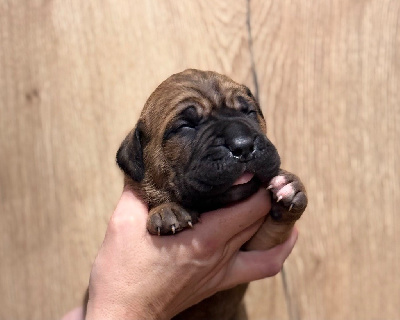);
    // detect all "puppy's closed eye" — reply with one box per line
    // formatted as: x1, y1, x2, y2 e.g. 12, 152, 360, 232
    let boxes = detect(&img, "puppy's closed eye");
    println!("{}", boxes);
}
164, 106, 201, 140
237, 96, 258, 118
